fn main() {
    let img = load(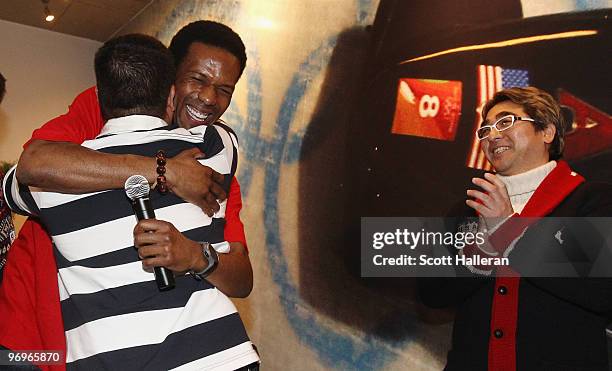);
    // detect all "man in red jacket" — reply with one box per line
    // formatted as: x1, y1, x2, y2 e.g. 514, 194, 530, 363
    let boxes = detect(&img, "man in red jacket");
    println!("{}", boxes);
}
0, 21, 254, 370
